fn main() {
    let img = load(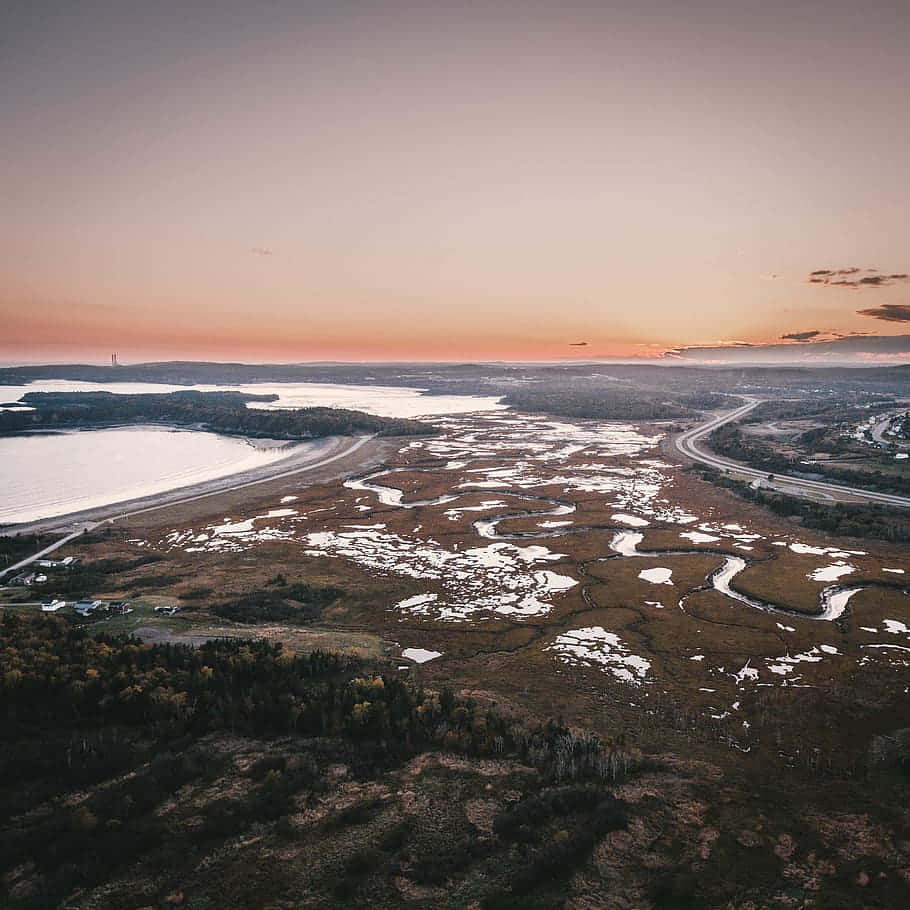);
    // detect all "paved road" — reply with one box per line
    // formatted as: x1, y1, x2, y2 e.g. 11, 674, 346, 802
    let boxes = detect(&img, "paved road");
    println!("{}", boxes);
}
0, 434, 375, 580
674, 399, 910, 510
106, 433, 374, 524
0, 526, 95, 580
869, 413, 909, 448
